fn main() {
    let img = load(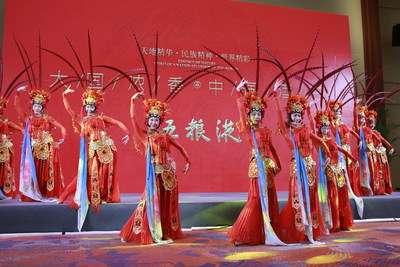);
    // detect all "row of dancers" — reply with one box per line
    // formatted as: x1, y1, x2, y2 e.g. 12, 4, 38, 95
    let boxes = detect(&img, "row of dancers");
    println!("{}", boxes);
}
0, 32, 396, 246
